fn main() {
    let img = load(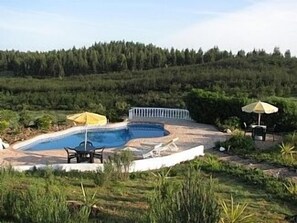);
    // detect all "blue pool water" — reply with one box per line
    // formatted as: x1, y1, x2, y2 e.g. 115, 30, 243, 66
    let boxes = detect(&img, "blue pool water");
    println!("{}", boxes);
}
22, 123, 169, 151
